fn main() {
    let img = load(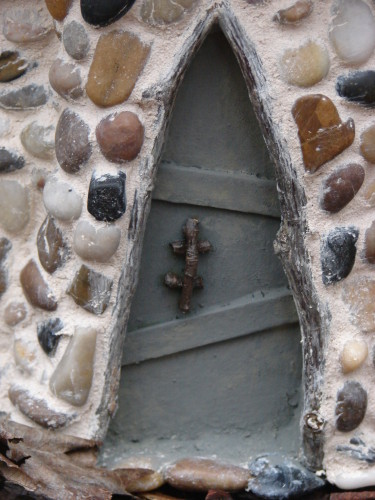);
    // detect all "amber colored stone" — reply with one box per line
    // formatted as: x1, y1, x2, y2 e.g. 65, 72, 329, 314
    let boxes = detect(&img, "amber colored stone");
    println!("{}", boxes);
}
360, 124, 375, 163
343, 277, 375, 332
335, 380, 367, 432
340, 340, 368, 374
96, 111, 144, 163
292, 94, 355, 172
273, 0, 313, 24
20, 259, 57, 311
0, 51, 28, 83
45, 0, 72, 21
37, 216, 68, 274
164, 458, 251, 492
86, 31, 150, 107
67, 264, 113, 315
9, 385, 76, 428
4, 302, 27, 326
280, 41, 329, 88
321, 164, 364, 213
